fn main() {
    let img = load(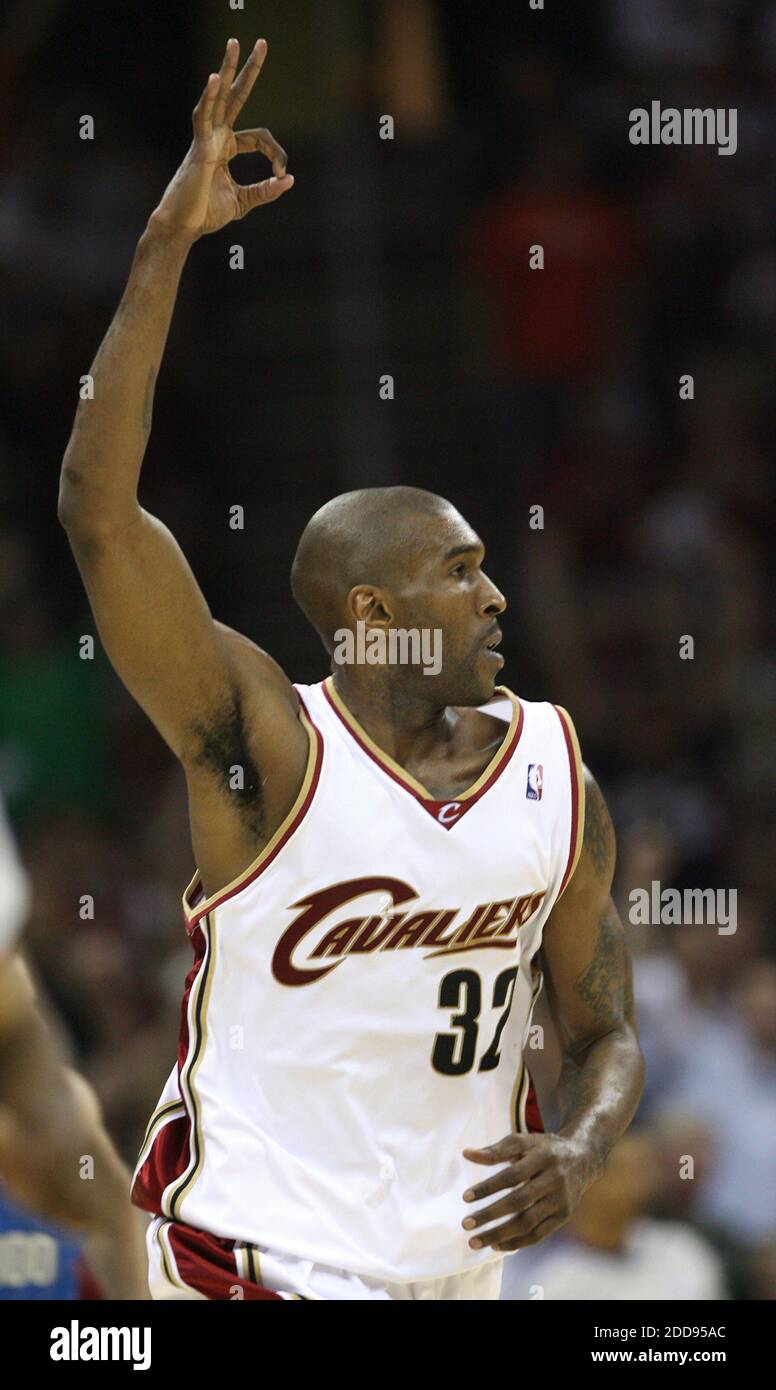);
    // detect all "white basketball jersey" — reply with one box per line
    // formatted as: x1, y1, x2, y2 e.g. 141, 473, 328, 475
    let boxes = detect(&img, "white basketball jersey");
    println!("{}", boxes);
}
132, 678, 585, 1283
